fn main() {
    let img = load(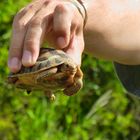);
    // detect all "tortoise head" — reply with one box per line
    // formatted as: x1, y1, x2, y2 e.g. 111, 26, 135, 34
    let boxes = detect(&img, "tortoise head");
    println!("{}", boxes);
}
60, 60, 77, 74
